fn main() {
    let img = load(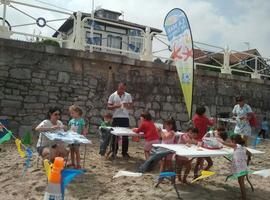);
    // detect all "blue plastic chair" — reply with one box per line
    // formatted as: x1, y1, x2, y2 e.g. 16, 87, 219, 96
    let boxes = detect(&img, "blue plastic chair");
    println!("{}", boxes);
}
155, 171, 182, 199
